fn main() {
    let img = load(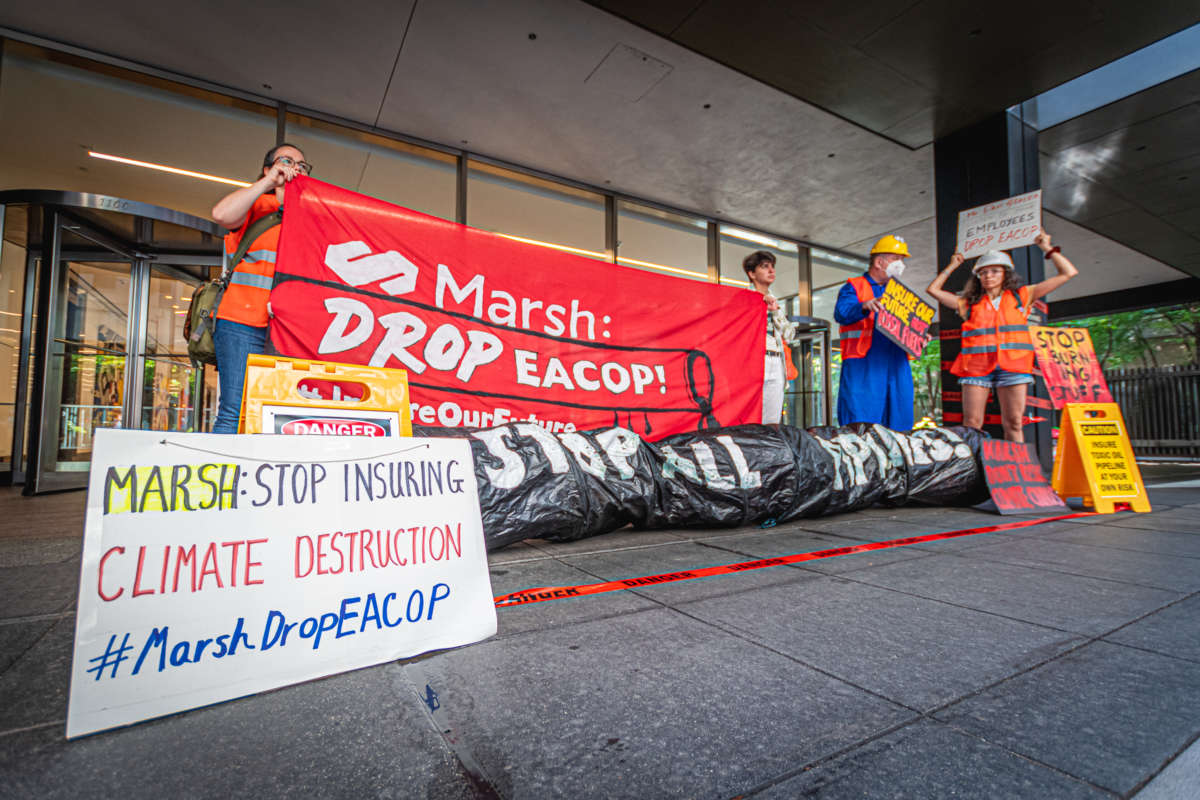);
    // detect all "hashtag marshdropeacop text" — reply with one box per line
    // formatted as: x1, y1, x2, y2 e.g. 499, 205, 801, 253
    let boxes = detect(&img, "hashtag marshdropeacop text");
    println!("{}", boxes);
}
87, 633, 133, 680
